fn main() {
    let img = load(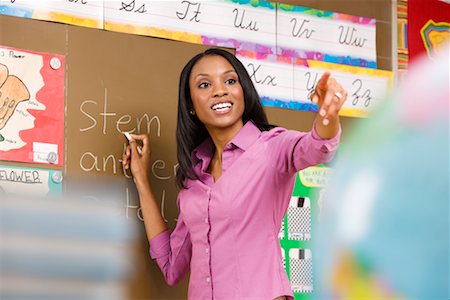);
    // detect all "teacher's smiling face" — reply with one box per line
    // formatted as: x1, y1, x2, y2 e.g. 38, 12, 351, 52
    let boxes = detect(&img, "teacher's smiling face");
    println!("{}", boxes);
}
189, 55, 245, 134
